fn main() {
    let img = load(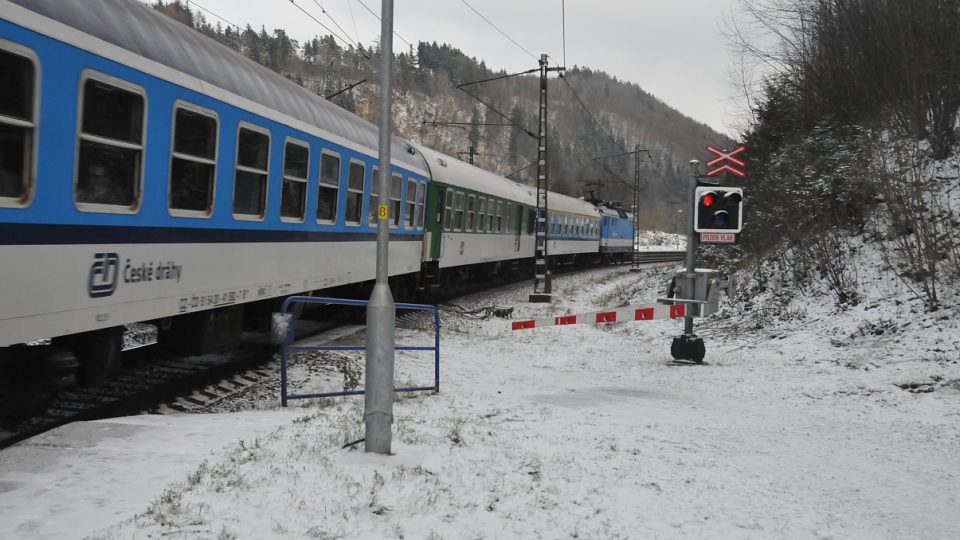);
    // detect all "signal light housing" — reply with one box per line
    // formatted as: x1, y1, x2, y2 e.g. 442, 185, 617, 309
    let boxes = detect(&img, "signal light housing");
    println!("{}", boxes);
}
694, 186, 743, 233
